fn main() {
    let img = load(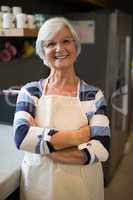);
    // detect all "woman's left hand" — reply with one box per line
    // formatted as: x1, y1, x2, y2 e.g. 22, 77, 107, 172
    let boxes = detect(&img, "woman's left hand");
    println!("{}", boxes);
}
77, 125, 91, 143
